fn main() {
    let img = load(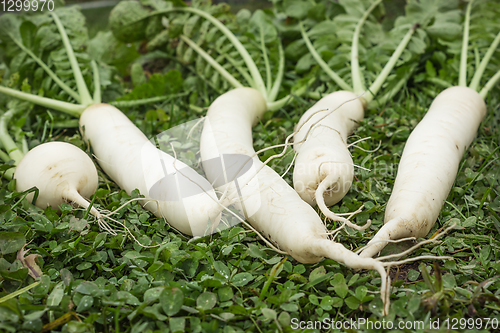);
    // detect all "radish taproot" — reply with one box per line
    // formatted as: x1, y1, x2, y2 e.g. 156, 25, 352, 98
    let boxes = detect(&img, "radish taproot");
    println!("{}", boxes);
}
294, 0, 418, 223
360, 1, 500, 258
80, 103, 222, 236
15, 142, 100, 217
0, 11, 223, 237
